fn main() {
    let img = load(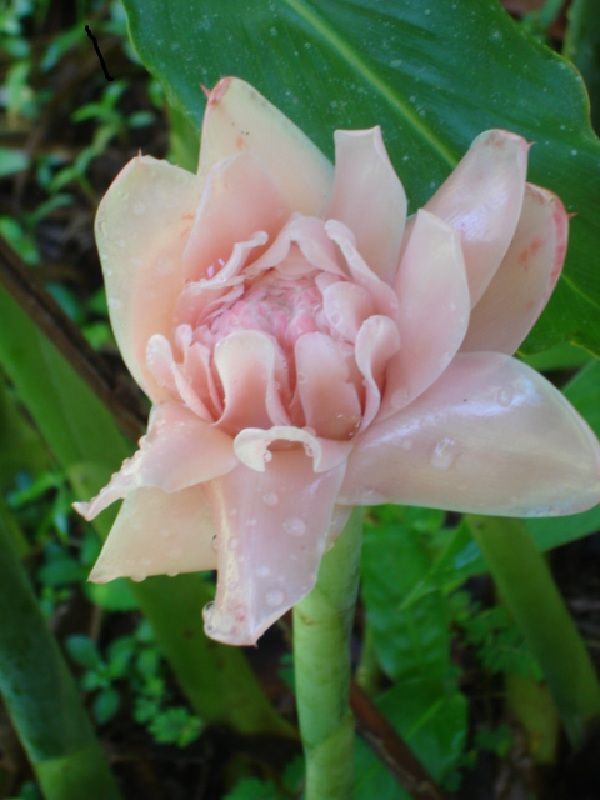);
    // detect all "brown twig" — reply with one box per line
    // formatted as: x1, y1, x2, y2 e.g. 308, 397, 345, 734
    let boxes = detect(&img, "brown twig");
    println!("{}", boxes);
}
0, 235, 146, 442
350, 682, 450, 800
